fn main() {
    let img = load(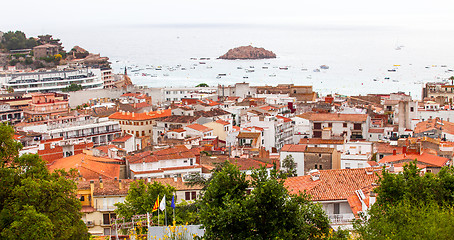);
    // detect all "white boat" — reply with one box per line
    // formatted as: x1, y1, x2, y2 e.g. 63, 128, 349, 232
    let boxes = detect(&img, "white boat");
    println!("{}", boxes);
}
269, 74, 276, 77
